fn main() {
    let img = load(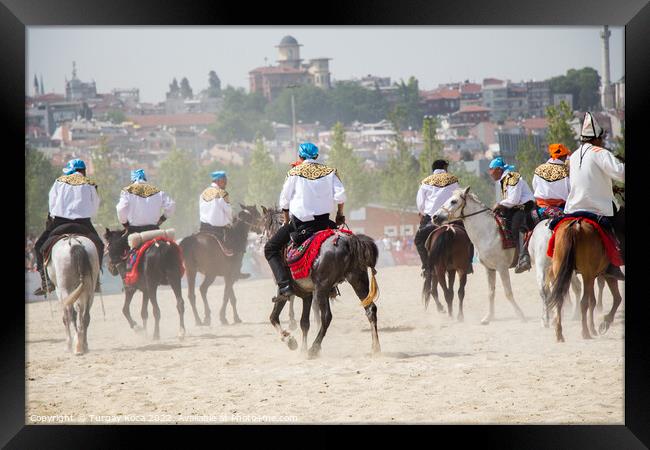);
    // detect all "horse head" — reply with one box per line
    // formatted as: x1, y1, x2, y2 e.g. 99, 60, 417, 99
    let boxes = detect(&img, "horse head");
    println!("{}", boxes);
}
260, 205, 284, 238
103, 227, 130, 276
432, 187, 472, 225
237, 204, 263, 234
